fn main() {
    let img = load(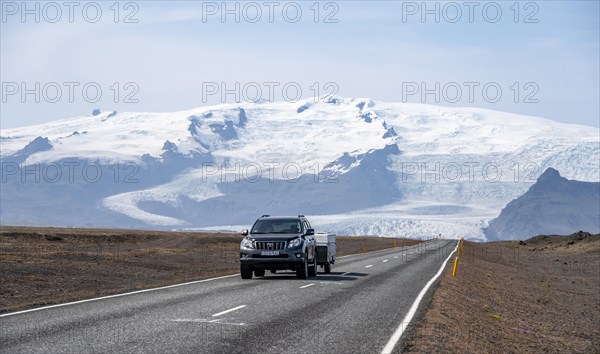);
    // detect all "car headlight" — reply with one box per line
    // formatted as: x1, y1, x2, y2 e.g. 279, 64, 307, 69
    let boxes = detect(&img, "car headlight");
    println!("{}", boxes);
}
288, 238, 302, 248
241, 237, 254, 249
